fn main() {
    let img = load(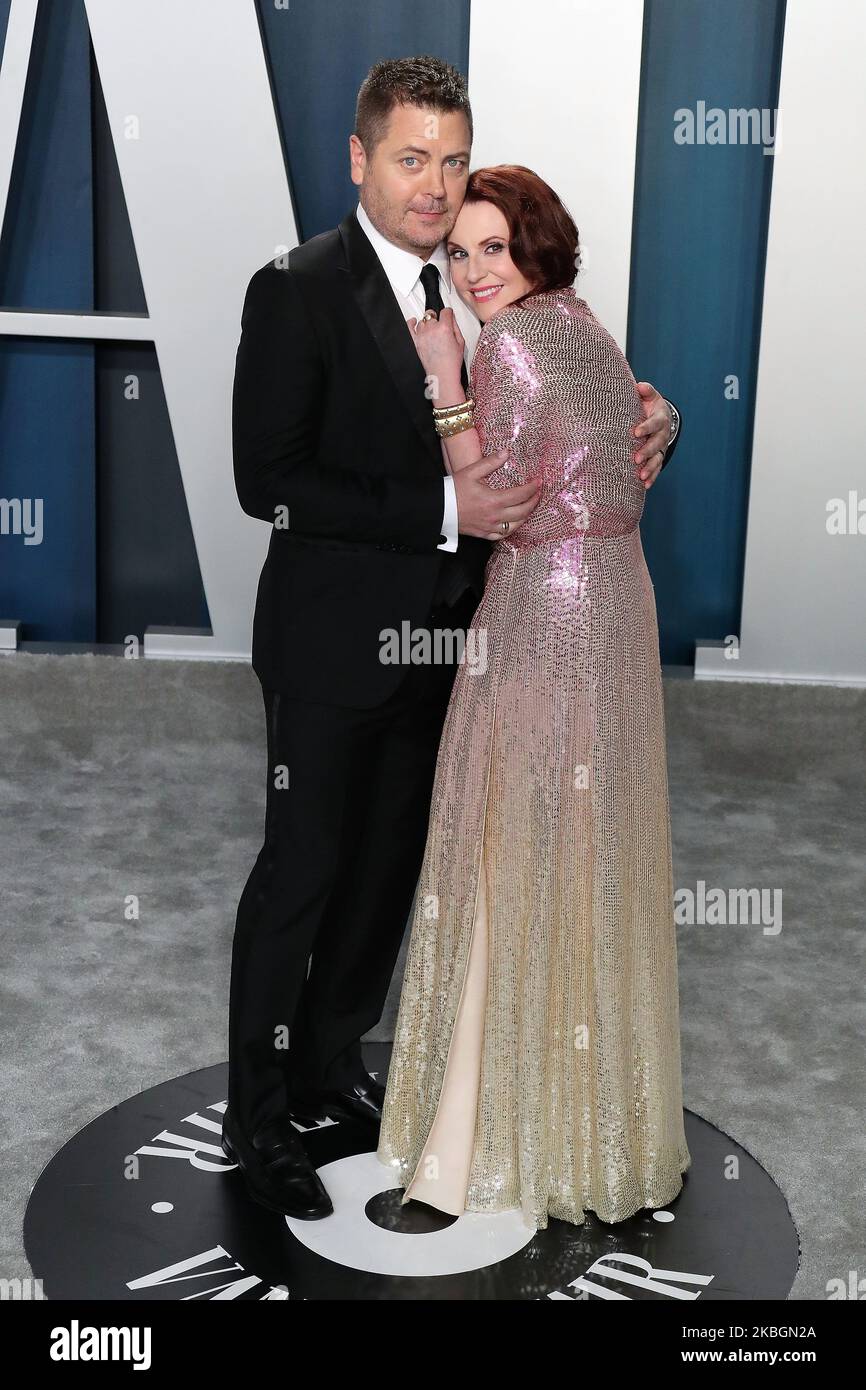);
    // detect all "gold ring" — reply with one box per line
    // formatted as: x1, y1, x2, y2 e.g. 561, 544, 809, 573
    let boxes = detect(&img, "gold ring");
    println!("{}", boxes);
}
499, 520, 510, 534
421, 309, 438, 322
